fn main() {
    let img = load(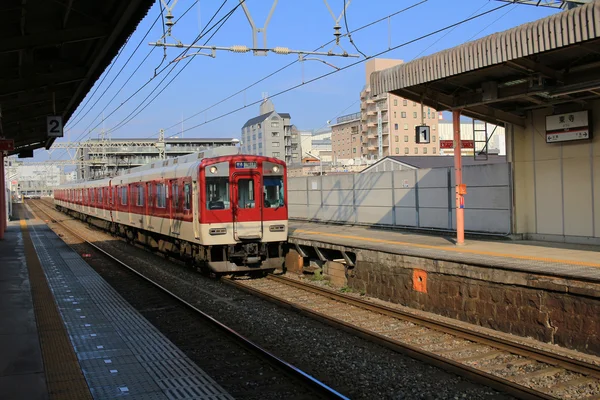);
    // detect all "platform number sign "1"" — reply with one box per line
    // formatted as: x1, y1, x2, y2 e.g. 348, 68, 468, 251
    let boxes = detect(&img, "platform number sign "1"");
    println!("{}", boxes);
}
47, 116, 64, 138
